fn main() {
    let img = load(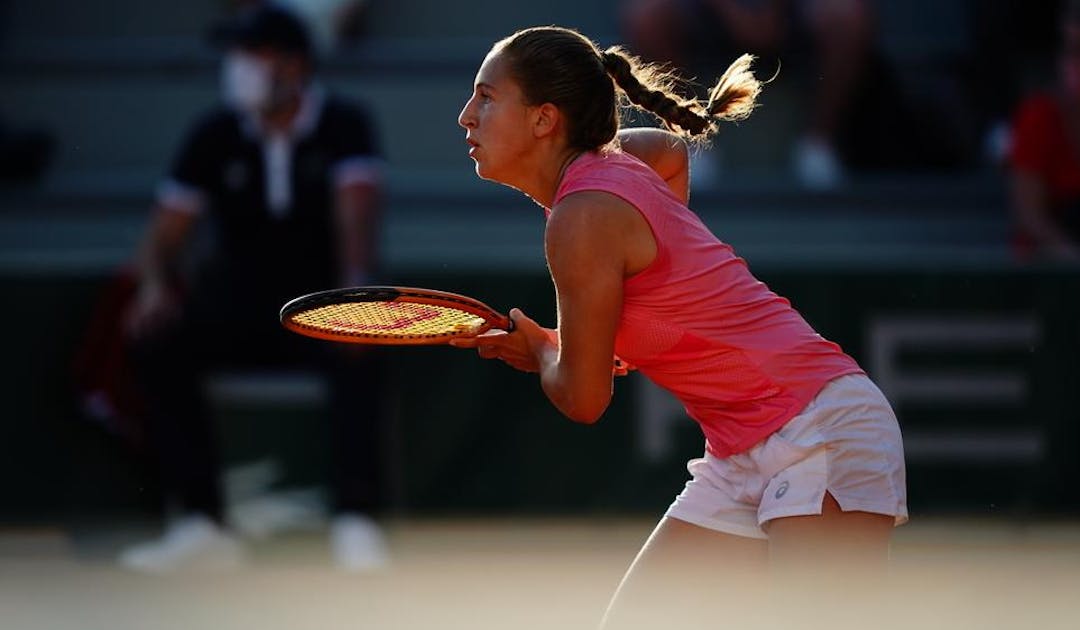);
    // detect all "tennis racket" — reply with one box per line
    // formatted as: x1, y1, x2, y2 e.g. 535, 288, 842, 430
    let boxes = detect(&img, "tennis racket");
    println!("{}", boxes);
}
280, 286, 513, 345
